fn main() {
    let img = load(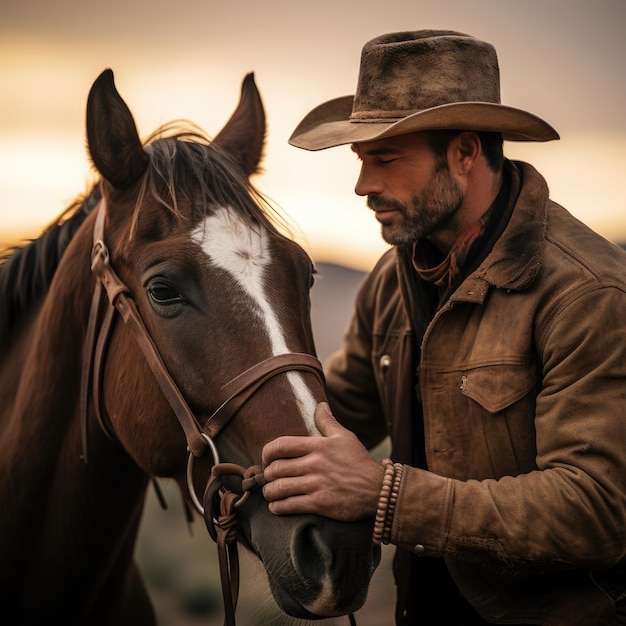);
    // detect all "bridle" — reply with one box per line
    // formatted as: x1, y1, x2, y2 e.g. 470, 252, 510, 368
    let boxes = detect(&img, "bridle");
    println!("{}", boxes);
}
79, 199, 325, 626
